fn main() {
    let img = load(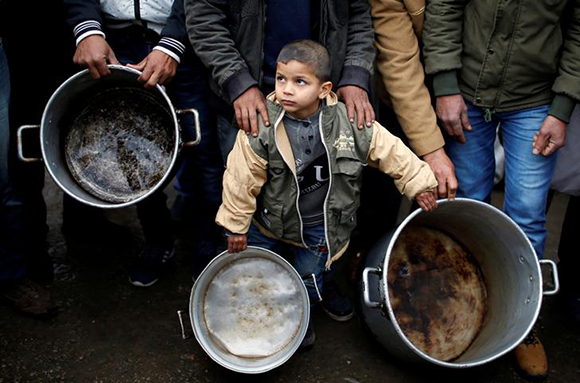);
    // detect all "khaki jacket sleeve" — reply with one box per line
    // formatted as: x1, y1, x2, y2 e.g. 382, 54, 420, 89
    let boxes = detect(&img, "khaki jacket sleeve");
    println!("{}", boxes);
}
367, 122, 438, 199
372, 0, 444, 156
215, 131, 268, 234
